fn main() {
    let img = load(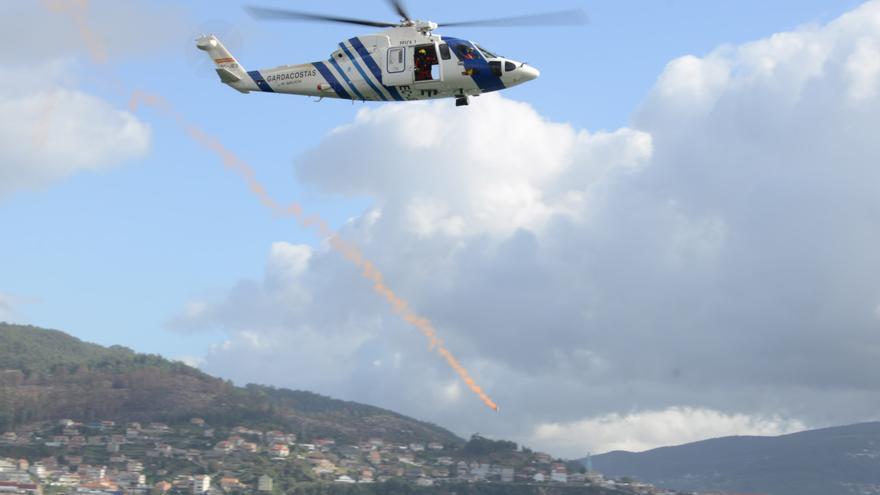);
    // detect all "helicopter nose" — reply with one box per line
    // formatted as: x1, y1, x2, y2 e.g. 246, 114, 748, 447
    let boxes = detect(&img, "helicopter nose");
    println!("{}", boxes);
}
521, 64, 540, 81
